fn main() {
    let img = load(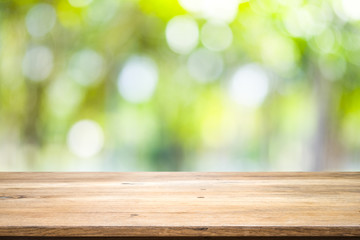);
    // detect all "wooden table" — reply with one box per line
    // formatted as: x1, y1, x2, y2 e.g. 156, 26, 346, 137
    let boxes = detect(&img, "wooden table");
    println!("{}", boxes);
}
0, 172, 359, 240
